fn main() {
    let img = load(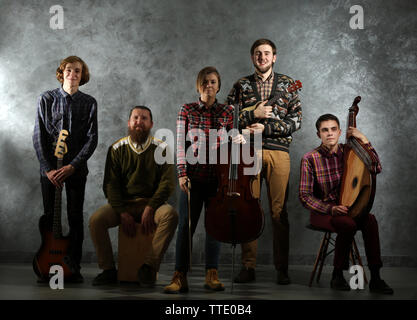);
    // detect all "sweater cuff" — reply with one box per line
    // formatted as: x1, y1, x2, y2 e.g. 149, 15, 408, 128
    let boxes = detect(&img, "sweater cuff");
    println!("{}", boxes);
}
147, 200, 161, 212
248, 110, 256, 123
263, 123, 273, 136
112, 205, 128, 216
